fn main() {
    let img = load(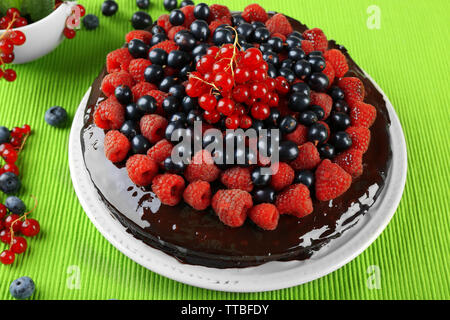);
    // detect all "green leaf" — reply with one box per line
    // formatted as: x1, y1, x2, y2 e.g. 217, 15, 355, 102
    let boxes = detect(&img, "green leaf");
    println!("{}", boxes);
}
0, 0, 24, 16
21, 0, 54, 22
